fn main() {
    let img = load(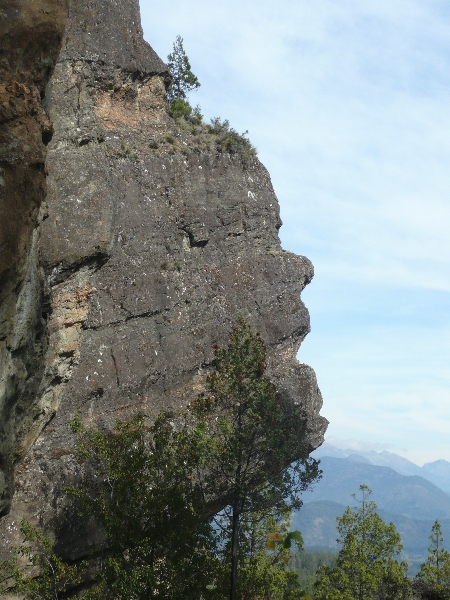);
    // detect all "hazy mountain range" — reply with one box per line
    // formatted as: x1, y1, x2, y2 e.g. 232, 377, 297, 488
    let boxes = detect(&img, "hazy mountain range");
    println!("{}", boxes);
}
292, 500, 450, 574
312, 443, 450, 495
293, 444, 450, 572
